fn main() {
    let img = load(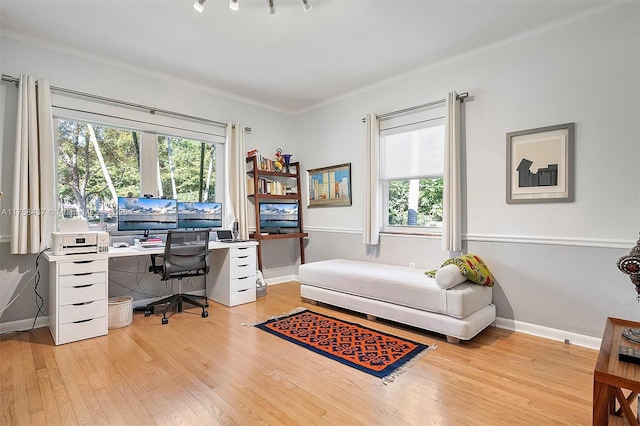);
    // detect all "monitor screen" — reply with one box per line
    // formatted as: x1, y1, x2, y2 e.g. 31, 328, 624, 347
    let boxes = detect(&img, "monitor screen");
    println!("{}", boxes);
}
177, 201, 222, 229
259, 202, 299, 231
117, 197, 178, 232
